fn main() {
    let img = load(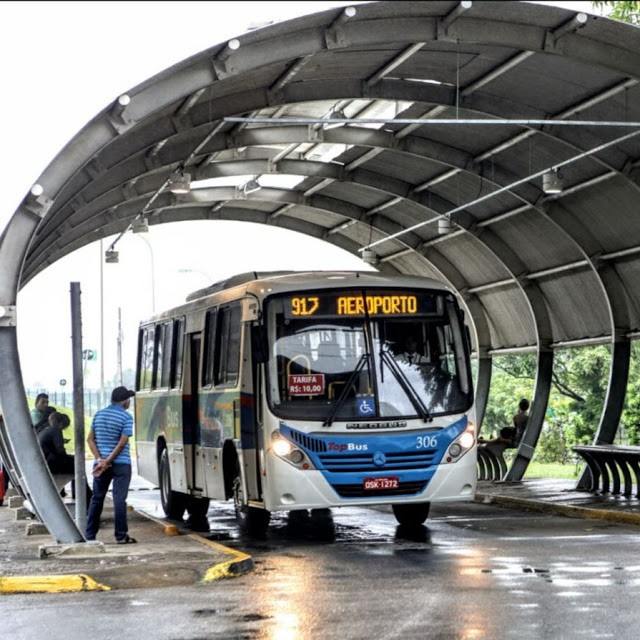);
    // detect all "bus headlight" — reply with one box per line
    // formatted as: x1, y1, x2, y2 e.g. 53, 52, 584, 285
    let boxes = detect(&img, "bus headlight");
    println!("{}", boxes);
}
271, 429, 311, 468
458, 430, 475, 449
289, 449, 304, 464
448, 443, 462, 458
273, 437, 293, 457
445, 421, 475, 462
